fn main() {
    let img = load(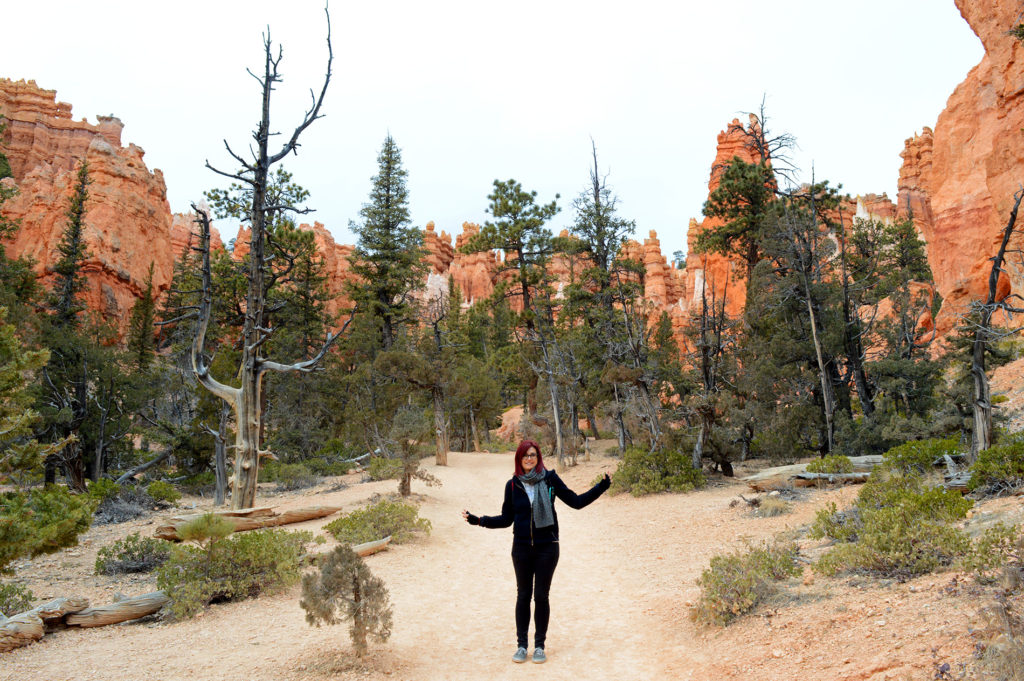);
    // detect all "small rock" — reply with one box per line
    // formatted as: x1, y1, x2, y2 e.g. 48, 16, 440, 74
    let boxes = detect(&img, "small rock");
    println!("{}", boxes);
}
876, 619, 887, 627
768, 491, 781, 497
772, 649, 783, 658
